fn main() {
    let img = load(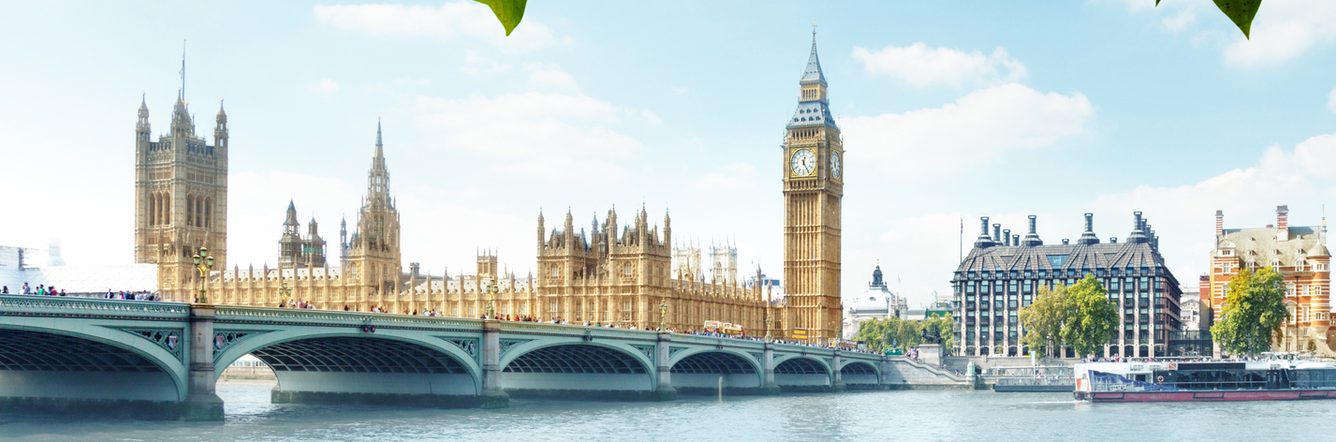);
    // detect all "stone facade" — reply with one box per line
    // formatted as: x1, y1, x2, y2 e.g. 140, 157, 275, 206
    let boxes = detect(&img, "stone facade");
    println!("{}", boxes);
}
133, 91, 228, 292
1207, 206, 1333, 353
146, 36, 847, 338
781, 32, 843, 343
